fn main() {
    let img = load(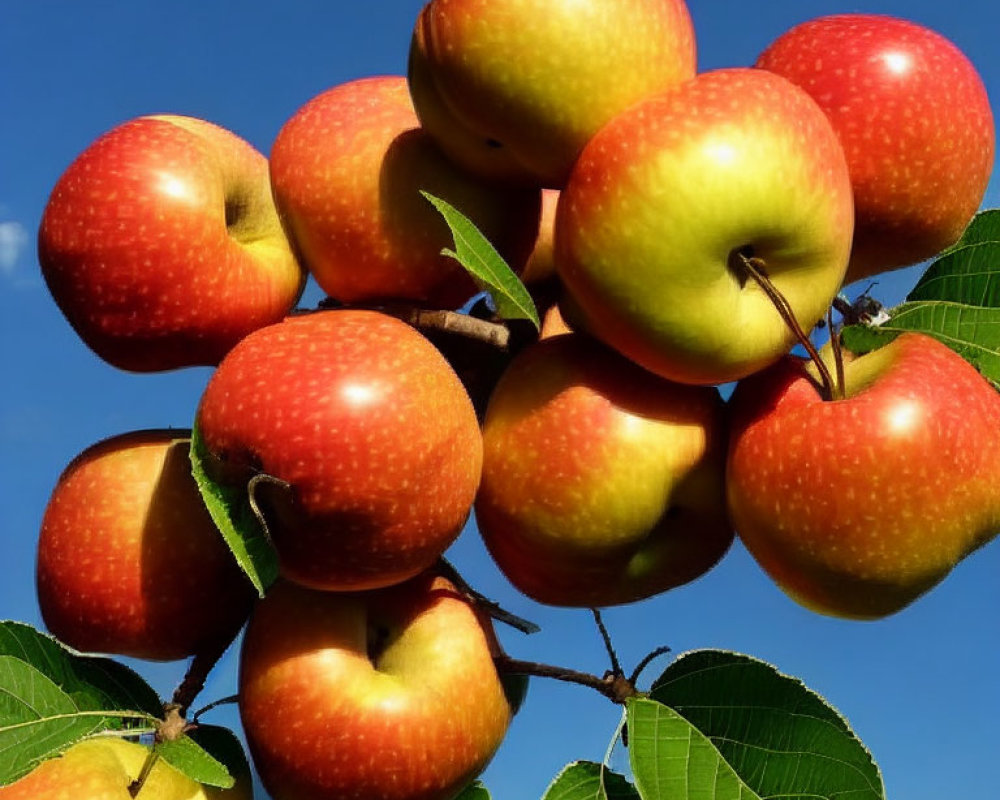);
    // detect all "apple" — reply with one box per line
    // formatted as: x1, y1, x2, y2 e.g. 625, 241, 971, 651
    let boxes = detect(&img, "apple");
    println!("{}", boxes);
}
36, 429, 255, 661
727, 332, 1000, 619
408, 0, 696, 188
0, 737, 251, 800
519, 188, 560, 287
555, 67, 855, 385
756, 14, 995, 283
194, 309, 482, 592
475, 333, 733, 607
269, 75, 541, 309
38, 114, 304, 372
238, 571, 514, 800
